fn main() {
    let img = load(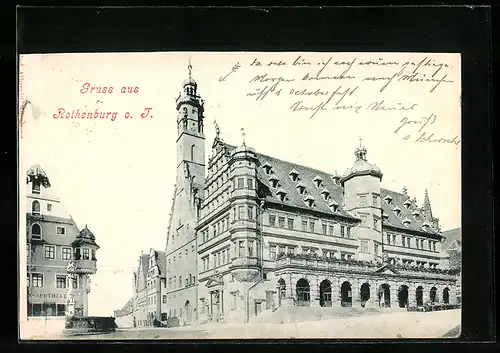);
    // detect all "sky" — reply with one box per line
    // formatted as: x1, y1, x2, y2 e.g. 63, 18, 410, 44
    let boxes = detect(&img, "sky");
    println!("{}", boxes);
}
19, 52, 461, 316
